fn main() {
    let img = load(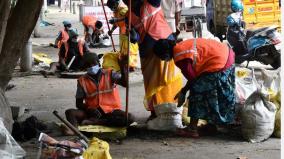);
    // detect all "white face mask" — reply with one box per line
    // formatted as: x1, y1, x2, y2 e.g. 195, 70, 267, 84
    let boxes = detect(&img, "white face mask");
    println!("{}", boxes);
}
87, 65, 101, 75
